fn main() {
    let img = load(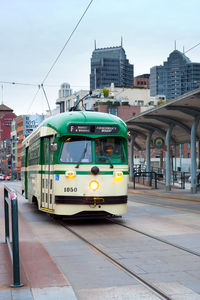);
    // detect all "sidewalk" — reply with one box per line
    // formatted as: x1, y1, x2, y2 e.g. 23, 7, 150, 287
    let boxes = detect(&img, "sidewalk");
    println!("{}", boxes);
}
0, 185, 77, 300
128, 181, 200, 202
